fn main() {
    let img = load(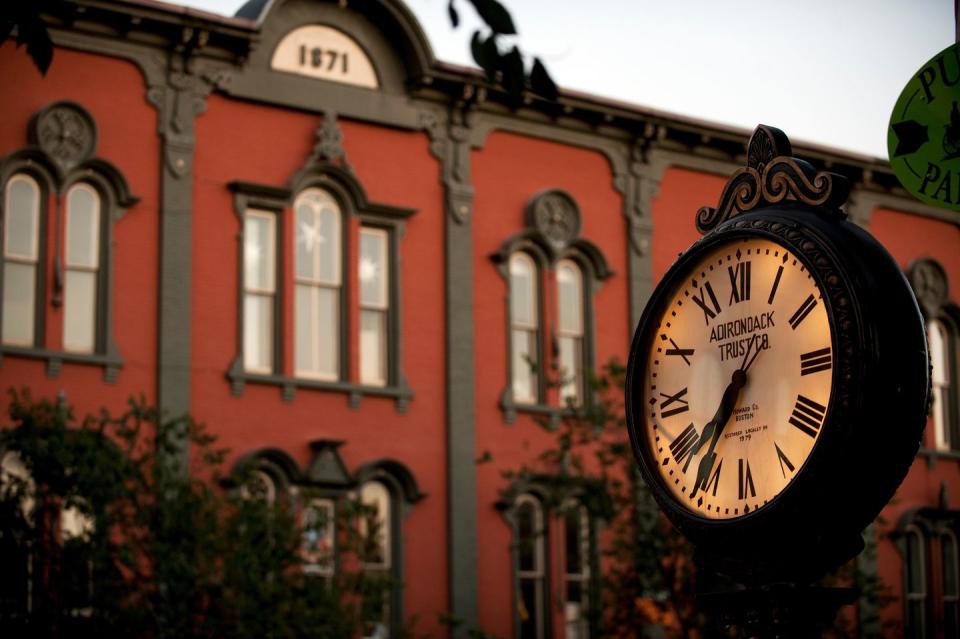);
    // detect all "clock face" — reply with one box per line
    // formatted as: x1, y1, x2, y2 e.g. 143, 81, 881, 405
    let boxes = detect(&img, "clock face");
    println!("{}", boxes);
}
640, 236, 833, 520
